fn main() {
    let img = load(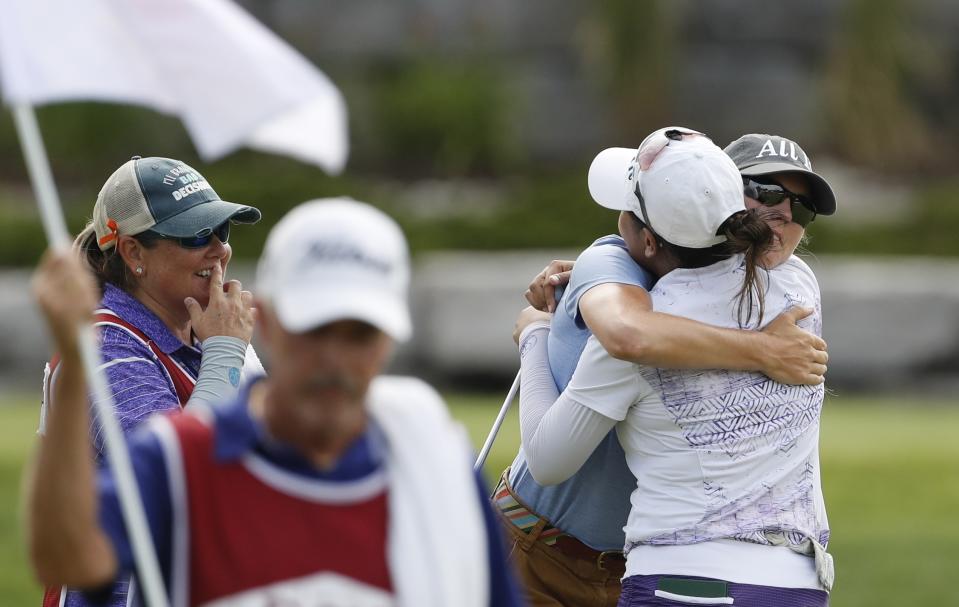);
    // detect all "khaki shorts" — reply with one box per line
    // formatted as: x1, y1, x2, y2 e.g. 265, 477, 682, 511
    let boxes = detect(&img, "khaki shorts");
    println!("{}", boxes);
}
493, 472, 624, 607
